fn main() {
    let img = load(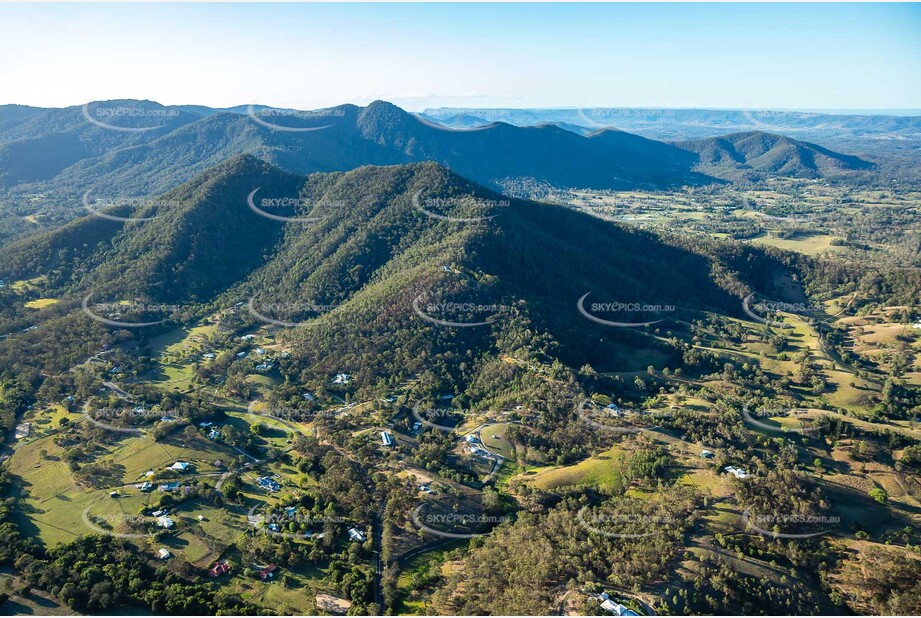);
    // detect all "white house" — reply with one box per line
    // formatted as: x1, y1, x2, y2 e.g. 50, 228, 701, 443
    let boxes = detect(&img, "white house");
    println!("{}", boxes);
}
381, 431, 394, 447
348, 527, 367, 542
724, 465, 751, 480
169, 461, 191, 472
158, 548, 172, 559
156, 516, 175, 529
